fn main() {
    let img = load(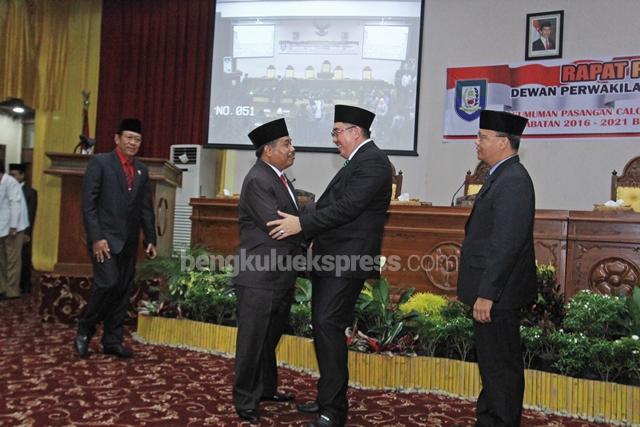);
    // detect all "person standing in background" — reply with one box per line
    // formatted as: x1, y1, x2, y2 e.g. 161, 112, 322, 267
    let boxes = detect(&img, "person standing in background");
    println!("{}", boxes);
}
9, 163, 37, 294
74, 118, 157, 359
0, 162, 29, 300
